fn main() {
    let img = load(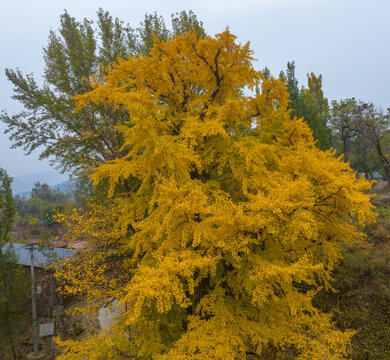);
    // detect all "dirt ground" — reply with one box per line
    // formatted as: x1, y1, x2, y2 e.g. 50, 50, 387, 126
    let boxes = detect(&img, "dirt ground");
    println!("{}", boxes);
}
3, 297, 101, 360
